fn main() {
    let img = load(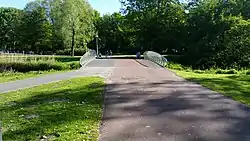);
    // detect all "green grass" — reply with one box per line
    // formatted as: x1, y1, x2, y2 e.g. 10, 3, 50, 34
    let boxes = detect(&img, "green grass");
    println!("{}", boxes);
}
0, 61, 81, 72
166, 62, 250, 74
173, 70, 250, 106
0, 77, 105, 141
0, 70, 68, 83
0, 54, 81, 63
